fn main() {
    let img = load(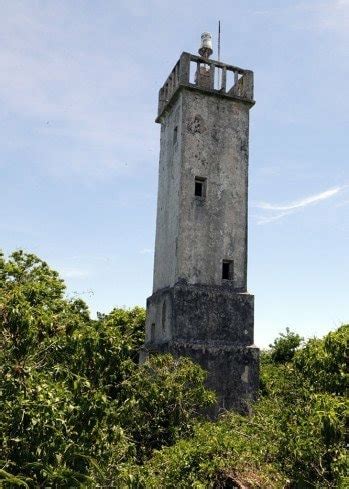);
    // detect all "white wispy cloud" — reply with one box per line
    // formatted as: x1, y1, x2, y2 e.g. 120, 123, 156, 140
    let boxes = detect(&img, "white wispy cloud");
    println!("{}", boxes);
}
256, 187, 343, 212
61, 268, 89, 279
256, 211, 294, 225
255, 186, 345, 225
